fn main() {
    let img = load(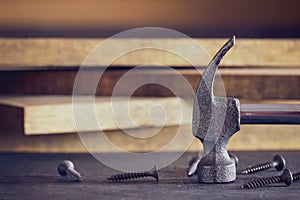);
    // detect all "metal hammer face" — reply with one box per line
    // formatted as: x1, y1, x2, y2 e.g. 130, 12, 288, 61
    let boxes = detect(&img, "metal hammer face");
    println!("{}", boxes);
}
192, 36, 240, 183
